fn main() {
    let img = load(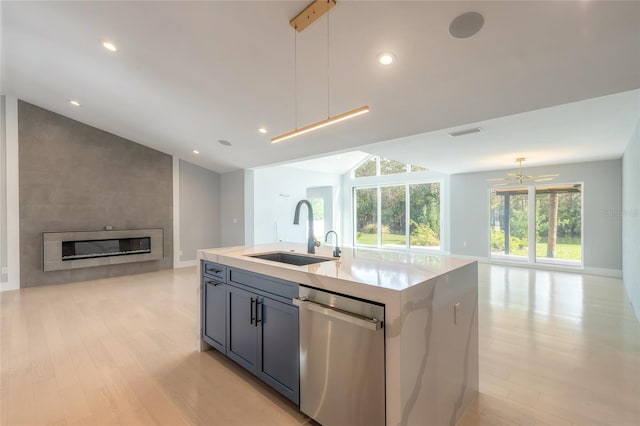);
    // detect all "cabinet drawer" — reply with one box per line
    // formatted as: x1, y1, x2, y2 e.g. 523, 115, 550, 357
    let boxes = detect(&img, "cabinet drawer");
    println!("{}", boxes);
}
229, 268, 298, 301
203, 260, 227, 282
